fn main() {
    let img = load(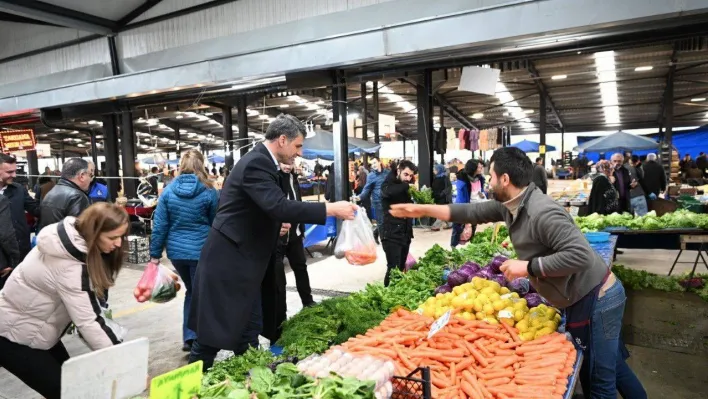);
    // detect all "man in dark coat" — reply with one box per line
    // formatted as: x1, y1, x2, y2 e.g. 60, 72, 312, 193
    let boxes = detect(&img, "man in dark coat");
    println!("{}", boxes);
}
381, 160, 417, 286
187, 115, 357, 370
641, 153, 667, 198
0, 154, 39, 262
0, 195, 21, 289
531, 157, 548, 195
610, 153, 634, 213
37, 158, 93, 231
